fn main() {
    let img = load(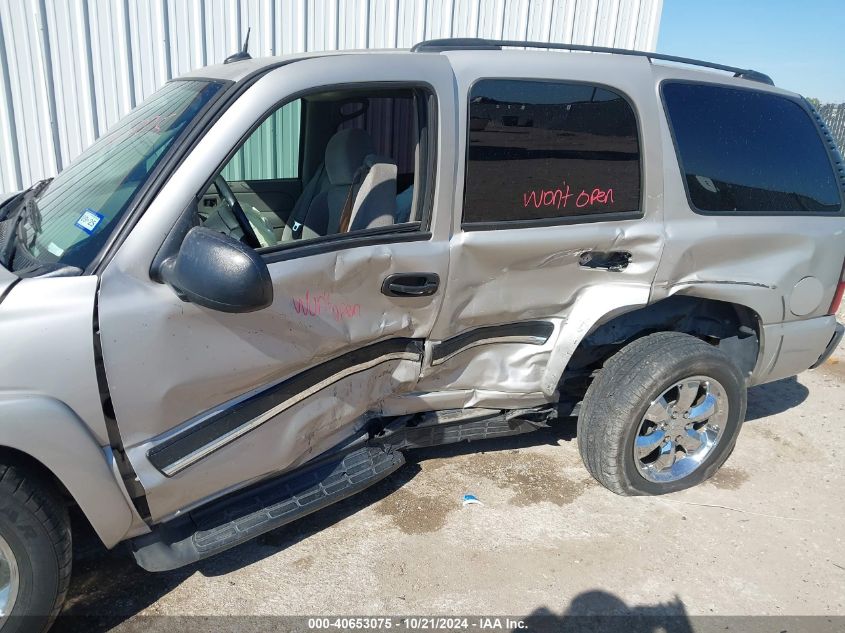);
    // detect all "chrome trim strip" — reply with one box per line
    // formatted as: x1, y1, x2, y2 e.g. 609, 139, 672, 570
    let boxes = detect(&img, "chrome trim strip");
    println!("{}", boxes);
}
430, 334, 549, 366
160, 350, 421, 476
